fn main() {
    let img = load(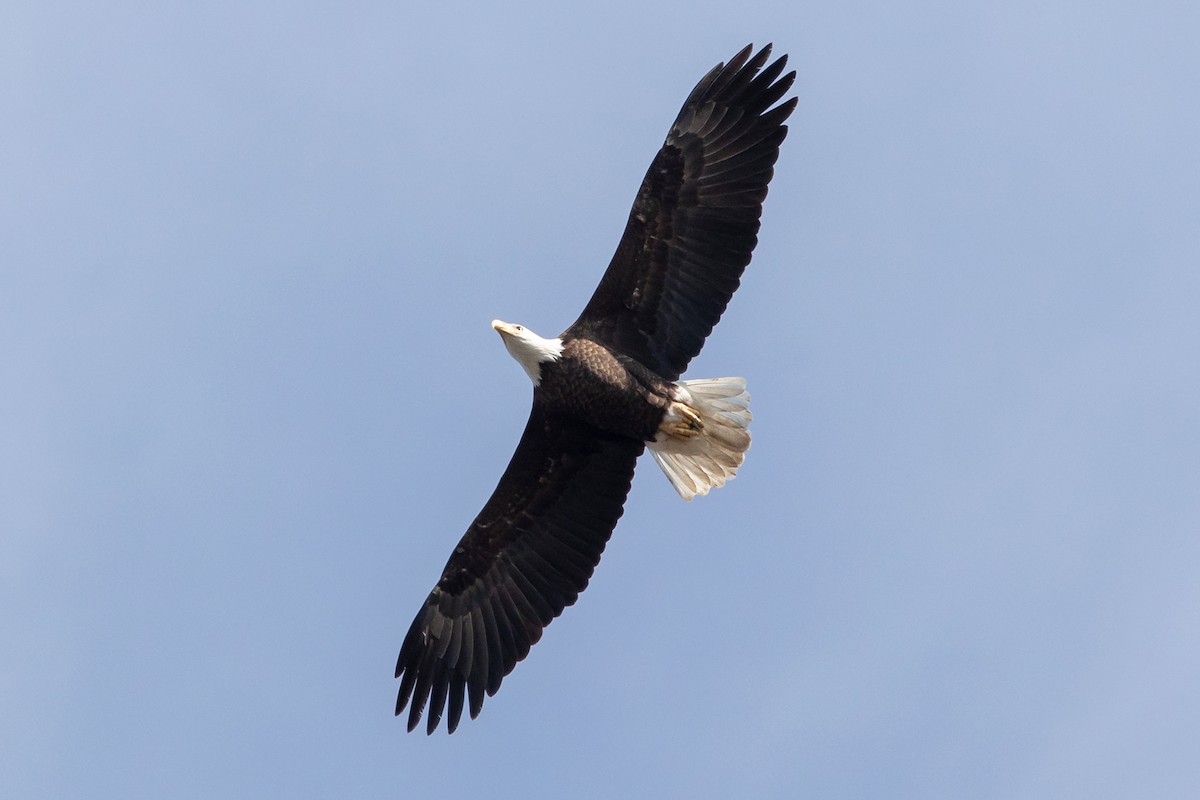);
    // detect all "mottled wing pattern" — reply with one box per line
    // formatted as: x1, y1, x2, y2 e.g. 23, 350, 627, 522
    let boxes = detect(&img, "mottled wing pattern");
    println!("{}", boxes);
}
395, 406, 644, 734
567, 44, 797, 380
